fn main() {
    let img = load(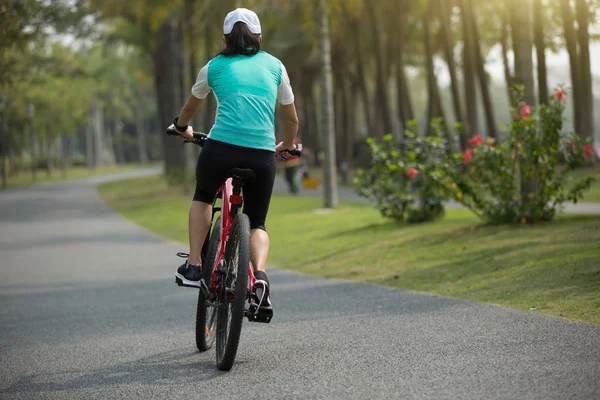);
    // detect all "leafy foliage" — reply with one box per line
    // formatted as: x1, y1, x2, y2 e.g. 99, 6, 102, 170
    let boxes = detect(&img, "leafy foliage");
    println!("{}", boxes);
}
433, 88, 594, 223
354, 124, 447, 223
